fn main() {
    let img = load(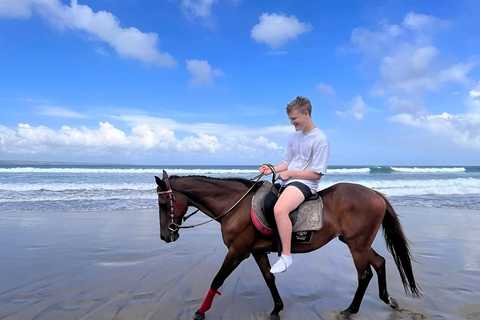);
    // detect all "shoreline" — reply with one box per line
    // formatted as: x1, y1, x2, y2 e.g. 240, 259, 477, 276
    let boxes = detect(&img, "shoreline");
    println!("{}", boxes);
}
2, 202, 480, 213
1, 206, 479, 319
